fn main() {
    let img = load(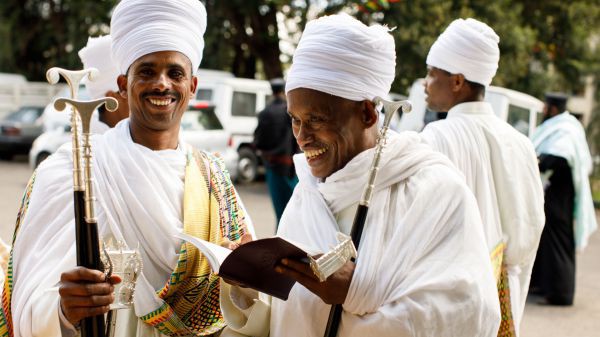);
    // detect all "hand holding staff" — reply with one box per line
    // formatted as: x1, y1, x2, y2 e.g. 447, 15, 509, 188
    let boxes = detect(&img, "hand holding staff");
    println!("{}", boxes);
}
321, 98, 412, 337
48, 67, 118, 337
